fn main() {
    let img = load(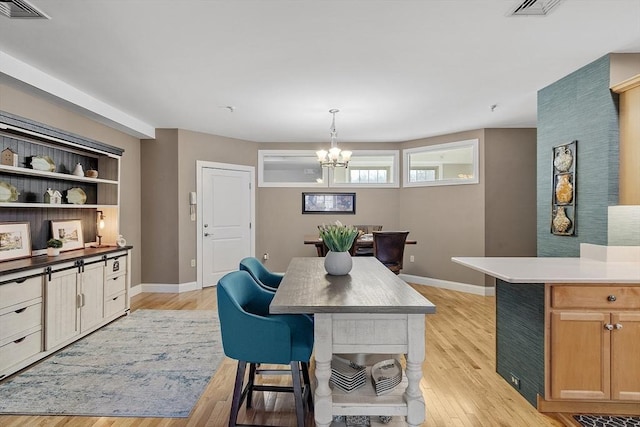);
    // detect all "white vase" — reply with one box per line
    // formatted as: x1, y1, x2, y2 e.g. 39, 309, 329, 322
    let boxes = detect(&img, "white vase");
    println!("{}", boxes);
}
324, 251, 353, 276
47, 247, 60, 257
72, 163, 84, 177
